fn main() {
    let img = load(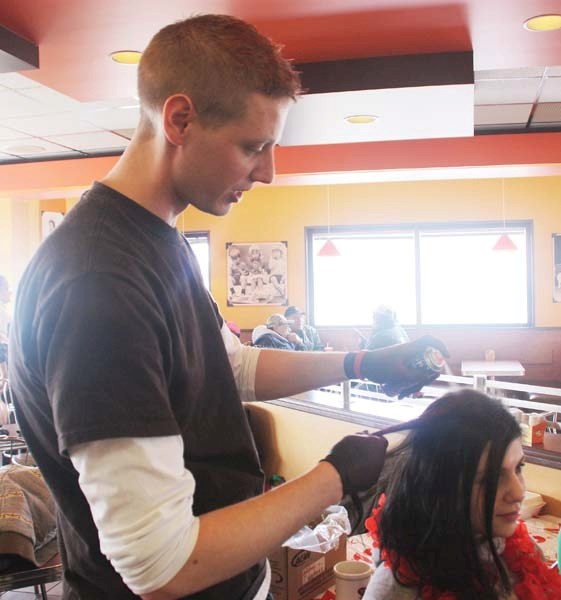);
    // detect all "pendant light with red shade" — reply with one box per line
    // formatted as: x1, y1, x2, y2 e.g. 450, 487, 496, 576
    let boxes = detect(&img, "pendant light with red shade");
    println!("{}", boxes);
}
317, 185, 341, 257
493, 179, 517, 251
